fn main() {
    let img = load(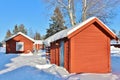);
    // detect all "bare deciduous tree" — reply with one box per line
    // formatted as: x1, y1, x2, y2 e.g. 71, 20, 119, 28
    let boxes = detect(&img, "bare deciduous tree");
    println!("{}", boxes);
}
44, 0, 120, 26
82, 0, 120, 23
44, 0, 76, 26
